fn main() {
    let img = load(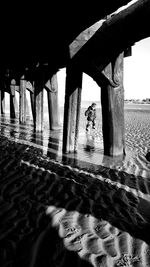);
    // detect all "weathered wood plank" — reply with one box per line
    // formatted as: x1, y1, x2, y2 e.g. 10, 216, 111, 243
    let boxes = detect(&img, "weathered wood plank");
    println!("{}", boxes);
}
101, 52, 125, 156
